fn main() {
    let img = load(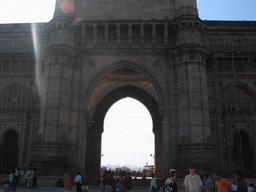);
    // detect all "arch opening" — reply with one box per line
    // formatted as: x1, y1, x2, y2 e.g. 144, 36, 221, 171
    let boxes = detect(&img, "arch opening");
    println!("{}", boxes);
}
85, 85, 162, 180
101, 97, 154, 171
